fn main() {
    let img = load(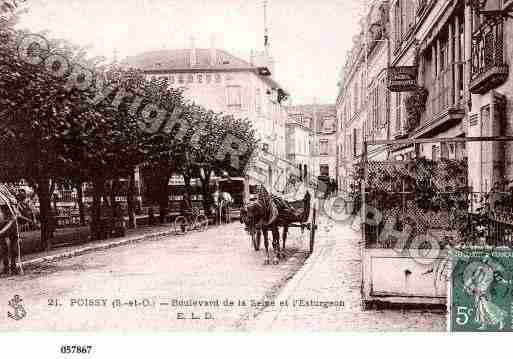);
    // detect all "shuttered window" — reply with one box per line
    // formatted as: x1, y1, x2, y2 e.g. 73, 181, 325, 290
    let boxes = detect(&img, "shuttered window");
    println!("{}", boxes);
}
226, 86, 242, 107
